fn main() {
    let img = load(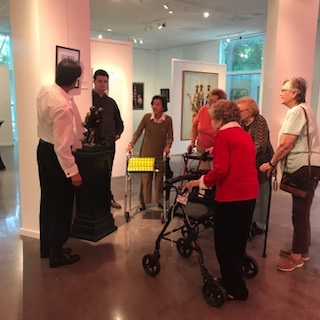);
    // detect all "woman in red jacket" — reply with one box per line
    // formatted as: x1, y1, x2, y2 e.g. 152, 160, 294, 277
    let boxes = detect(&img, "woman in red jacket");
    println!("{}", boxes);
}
185, 99, 258, 301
